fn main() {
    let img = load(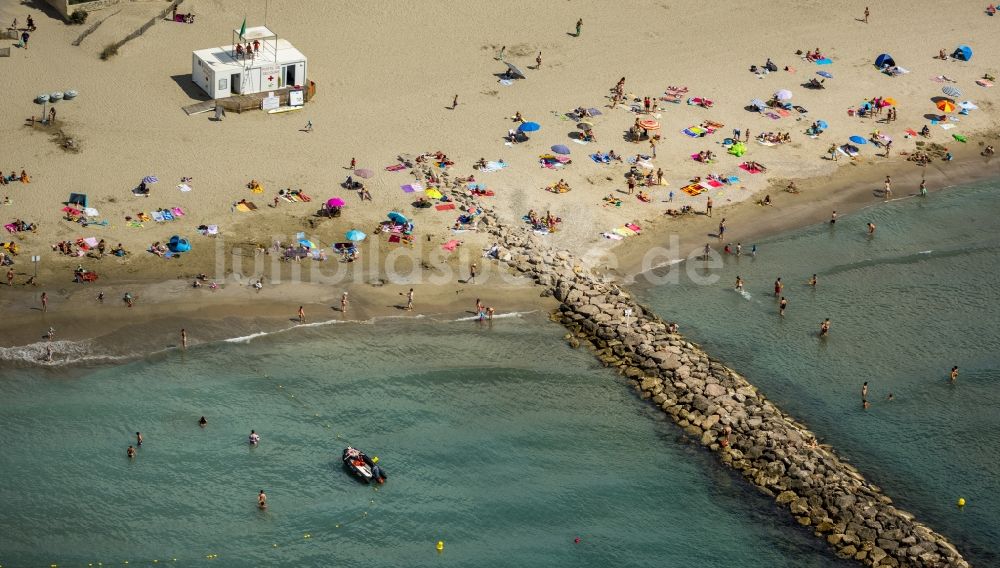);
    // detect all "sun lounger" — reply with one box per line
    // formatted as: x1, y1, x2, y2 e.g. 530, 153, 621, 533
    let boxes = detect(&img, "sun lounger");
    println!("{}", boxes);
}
940, 123, 956, 130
